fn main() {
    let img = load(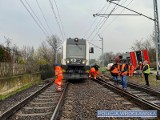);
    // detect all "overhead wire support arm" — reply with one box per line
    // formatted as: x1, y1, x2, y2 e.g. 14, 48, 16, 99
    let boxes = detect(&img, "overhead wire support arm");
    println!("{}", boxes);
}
88, 41, 102, 50
93, 13, 140, 17
106, 0, 156, 21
